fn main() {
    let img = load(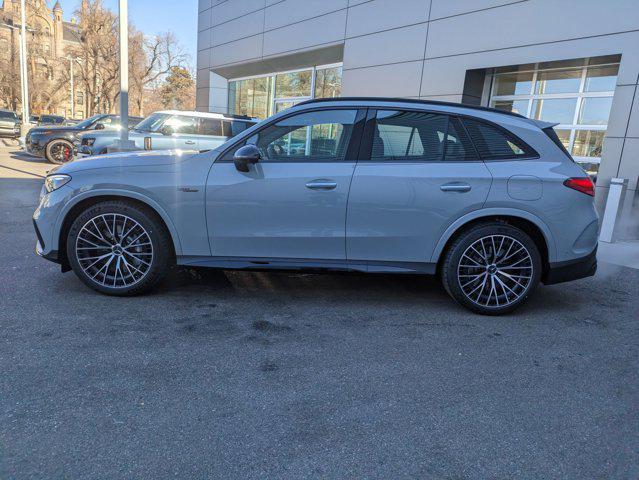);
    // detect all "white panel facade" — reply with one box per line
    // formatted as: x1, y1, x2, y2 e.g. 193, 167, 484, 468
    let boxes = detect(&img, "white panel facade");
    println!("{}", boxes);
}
196, 0, 639, 238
